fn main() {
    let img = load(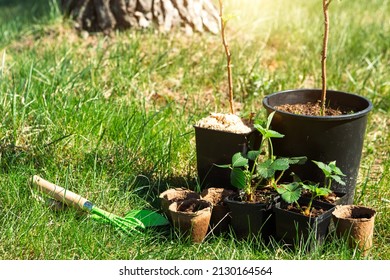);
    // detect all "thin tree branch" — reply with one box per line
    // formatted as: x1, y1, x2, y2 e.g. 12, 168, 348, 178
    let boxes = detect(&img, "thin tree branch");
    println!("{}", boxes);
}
218, 0, 235, 115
